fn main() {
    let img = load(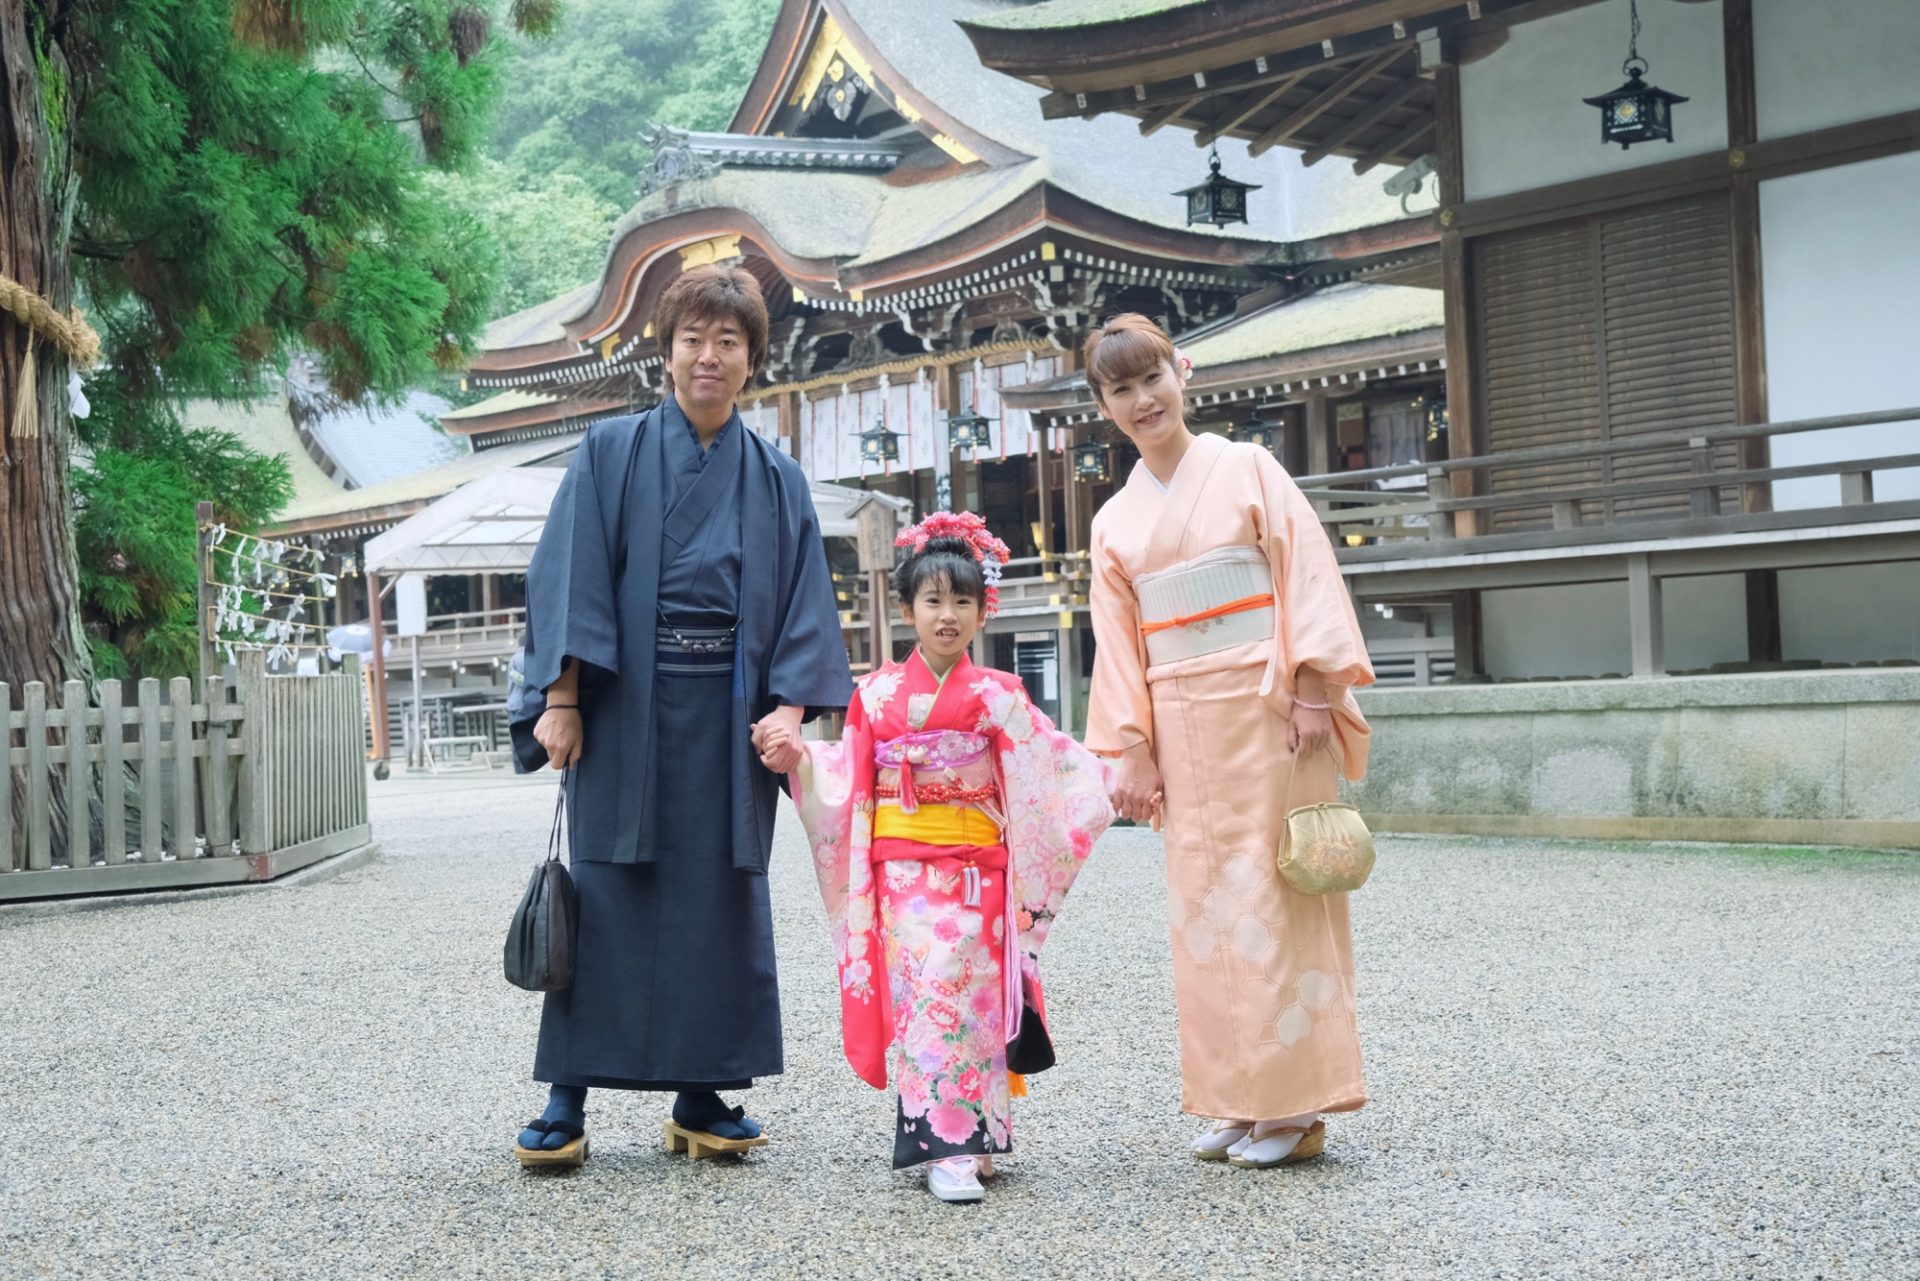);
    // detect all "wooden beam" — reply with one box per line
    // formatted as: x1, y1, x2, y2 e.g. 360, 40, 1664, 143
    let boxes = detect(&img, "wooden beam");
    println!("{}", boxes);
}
1450, 110, 1920, 236
1353, 117, 1435, 174
1040, 28, 1412, 120
1250, 46, 1411, 156
1302, 75, 1429, 166
1138, 96, 1201, 137
1196, 72, 1312, 147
